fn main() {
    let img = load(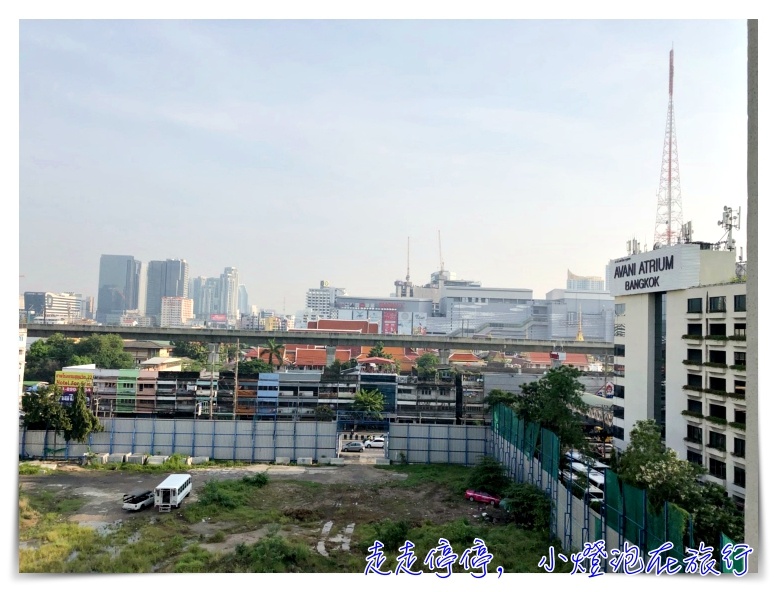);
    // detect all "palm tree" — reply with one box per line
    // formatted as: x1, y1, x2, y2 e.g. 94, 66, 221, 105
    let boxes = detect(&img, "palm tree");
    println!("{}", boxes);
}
260, 338, 285, 370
